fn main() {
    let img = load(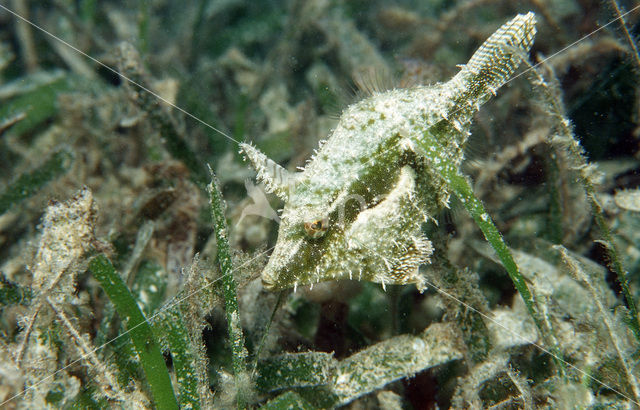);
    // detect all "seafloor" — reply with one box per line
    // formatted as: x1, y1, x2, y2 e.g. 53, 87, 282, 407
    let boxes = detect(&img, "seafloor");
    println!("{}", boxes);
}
1, 0, 640, 408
